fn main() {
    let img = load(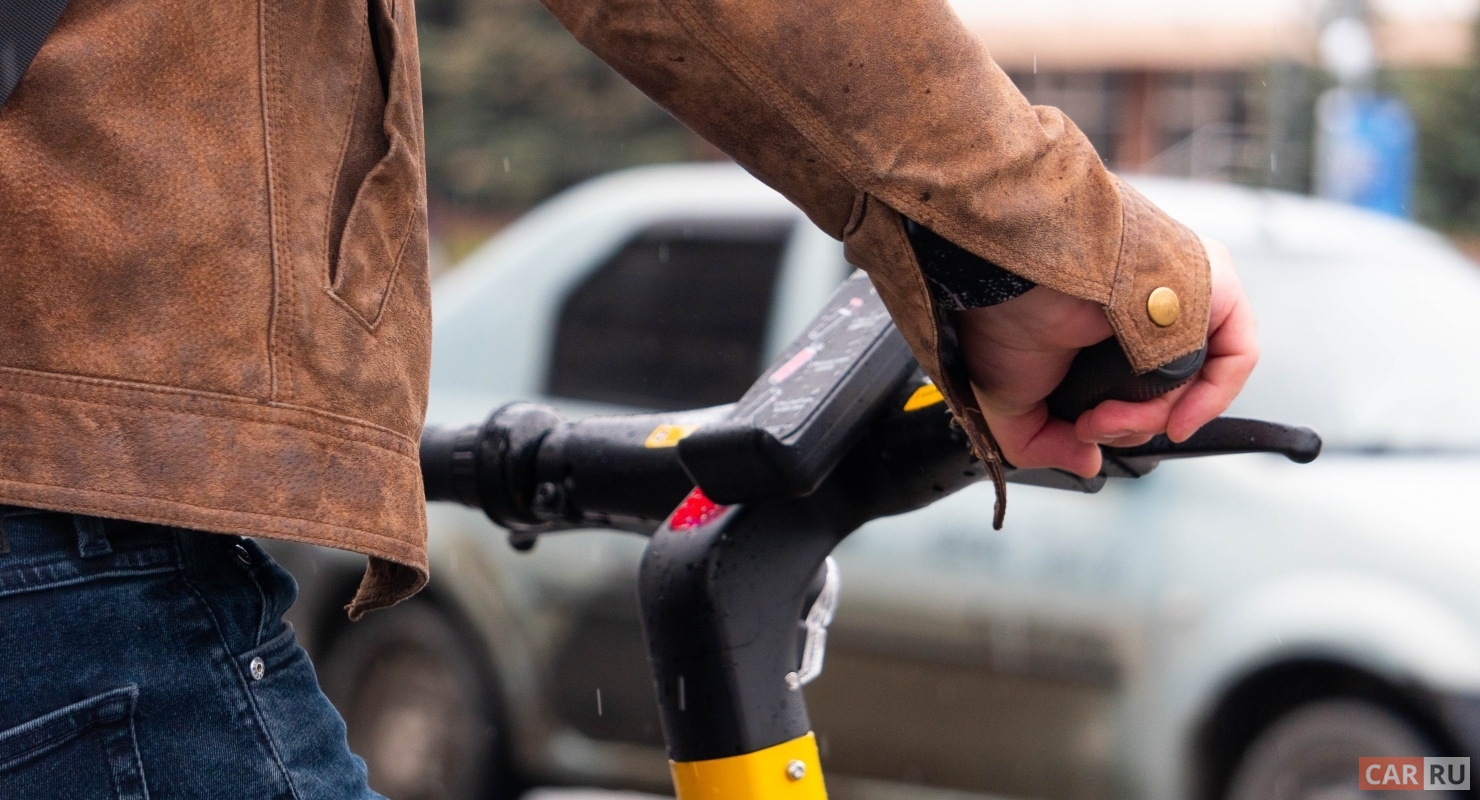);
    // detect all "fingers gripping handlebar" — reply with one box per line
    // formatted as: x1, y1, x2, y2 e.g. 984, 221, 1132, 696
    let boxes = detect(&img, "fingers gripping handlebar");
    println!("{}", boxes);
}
1045, 337, 1206, 421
